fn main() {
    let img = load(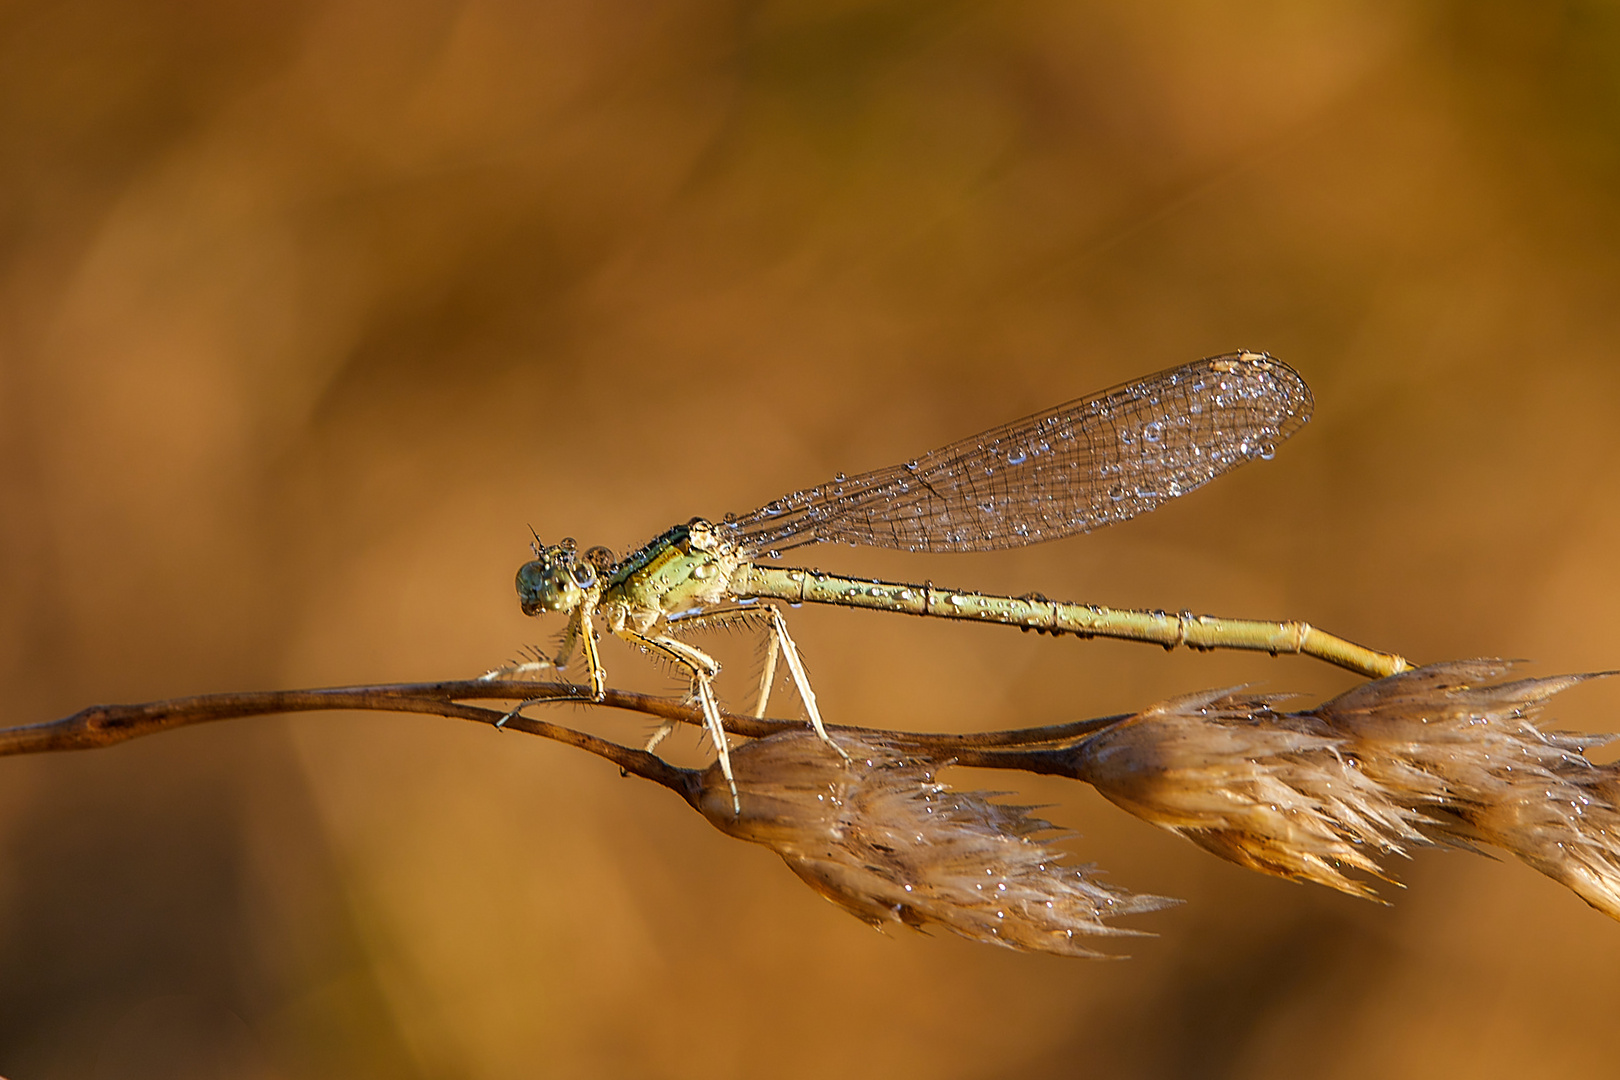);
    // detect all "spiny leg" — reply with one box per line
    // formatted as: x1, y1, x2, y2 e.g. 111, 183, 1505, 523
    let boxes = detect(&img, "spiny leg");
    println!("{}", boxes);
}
494, 607, 605, 729
691, 679, 735, 813
617, 627, 739, 814
752, 628, 781, 720
644, 721, 676, 754
665, 606, 780, 719
493, 686, 600, 728
648, 608, 774, 758
576, 605, 606, 700
665, 604, 848, 763
480, 642, 559, 682
766, 606, 850, 763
